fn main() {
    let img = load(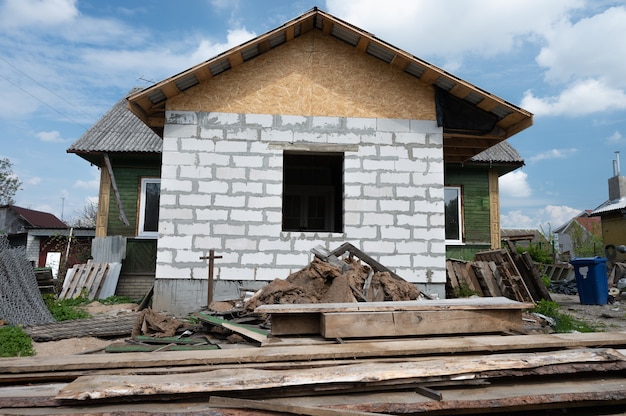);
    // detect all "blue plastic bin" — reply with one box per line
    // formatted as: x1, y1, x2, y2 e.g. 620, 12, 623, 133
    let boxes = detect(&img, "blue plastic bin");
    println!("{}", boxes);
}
570, 257, 608, 305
